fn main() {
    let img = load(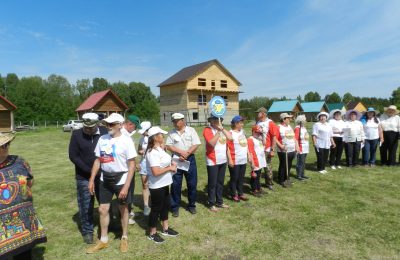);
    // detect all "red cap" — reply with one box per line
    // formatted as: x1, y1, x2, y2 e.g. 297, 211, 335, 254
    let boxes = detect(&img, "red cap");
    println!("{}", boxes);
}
251, 125, 262, 133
